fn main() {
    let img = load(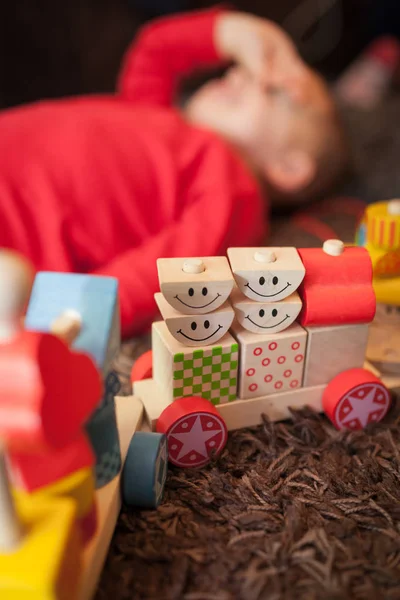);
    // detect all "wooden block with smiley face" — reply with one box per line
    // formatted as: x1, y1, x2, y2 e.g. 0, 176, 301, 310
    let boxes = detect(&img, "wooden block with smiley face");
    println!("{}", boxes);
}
227, 248, 305, 302
157, 257, 234, 314
155, 293, 234, 347
231, 287, 302, 334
